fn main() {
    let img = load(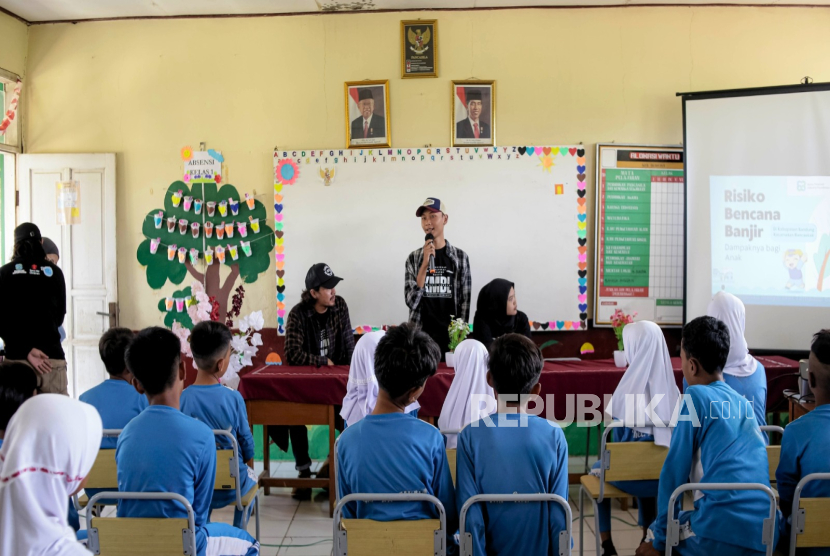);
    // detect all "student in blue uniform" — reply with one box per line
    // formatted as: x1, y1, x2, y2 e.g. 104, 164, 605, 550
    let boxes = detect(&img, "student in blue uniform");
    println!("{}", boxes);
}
591, 321, 680, 556
776, 329, 830, 555
117, 327, 259, 556
456, 333, 569, 556
637, 316, 778, 556
336, 322, 457, 555
180, 321, 258, 529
